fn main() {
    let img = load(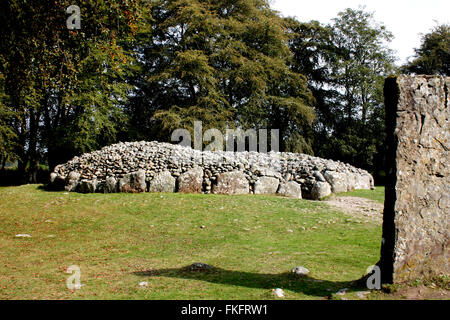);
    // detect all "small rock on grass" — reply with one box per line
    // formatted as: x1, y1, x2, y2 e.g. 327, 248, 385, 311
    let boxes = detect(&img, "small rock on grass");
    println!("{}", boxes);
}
15, 234, 31, 238
273, 288, 285, 298
356, 291, 371, 299
291, 266, 310, 277
335, 288, 349, 296
185, 263, 215, 272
